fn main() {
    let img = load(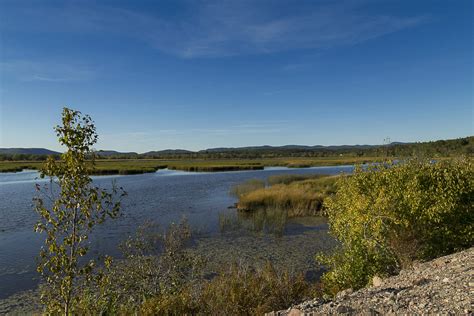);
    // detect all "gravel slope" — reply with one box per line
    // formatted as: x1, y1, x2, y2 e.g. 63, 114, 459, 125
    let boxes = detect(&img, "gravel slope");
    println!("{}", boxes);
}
270, 247, 473, 315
